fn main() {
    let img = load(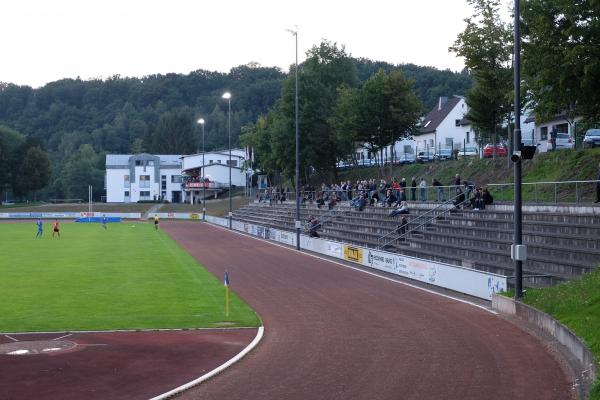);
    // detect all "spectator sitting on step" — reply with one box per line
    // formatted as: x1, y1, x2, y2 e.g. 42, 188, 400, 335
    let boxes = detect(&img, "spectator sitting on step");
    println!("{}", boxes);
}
389, 201, 409, 217
482, 187, 493, 205
356, 194, 367, 211
328, 194, 338, 210
470, 187, 485, 210
316, 192, 325, 209
308, 216, 320, 238
453, 187, 466, 209
384, 188, 397, 207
